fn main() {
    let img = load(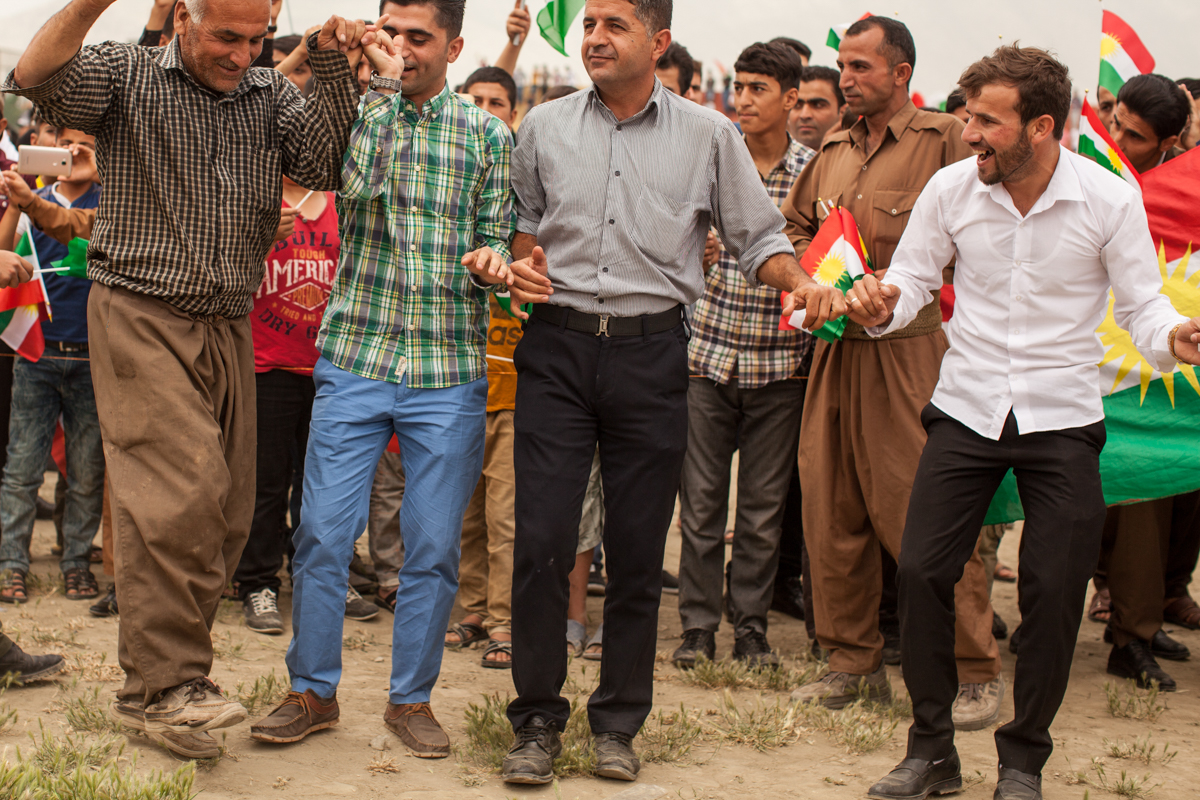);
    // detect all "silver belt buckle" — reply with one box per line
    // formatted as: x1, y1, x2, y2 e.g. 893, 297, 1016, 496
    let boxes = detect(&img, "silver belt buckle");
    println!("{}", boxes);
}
596, 315, 610, 337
